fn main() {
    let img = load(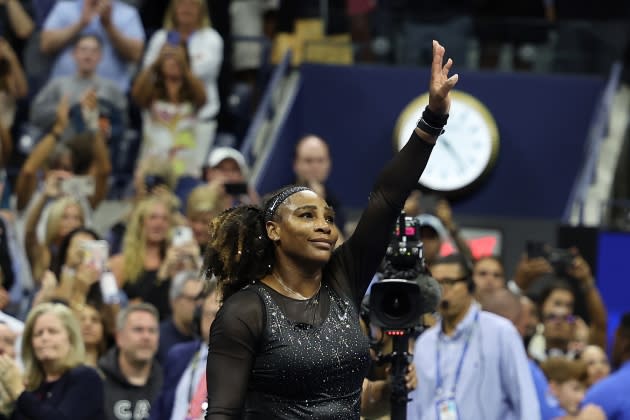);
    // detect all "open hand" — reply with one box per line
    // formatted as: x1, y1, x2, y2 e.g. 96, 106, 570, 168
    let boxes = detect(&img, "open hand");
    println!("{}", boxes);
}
428, 40, 459, 115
